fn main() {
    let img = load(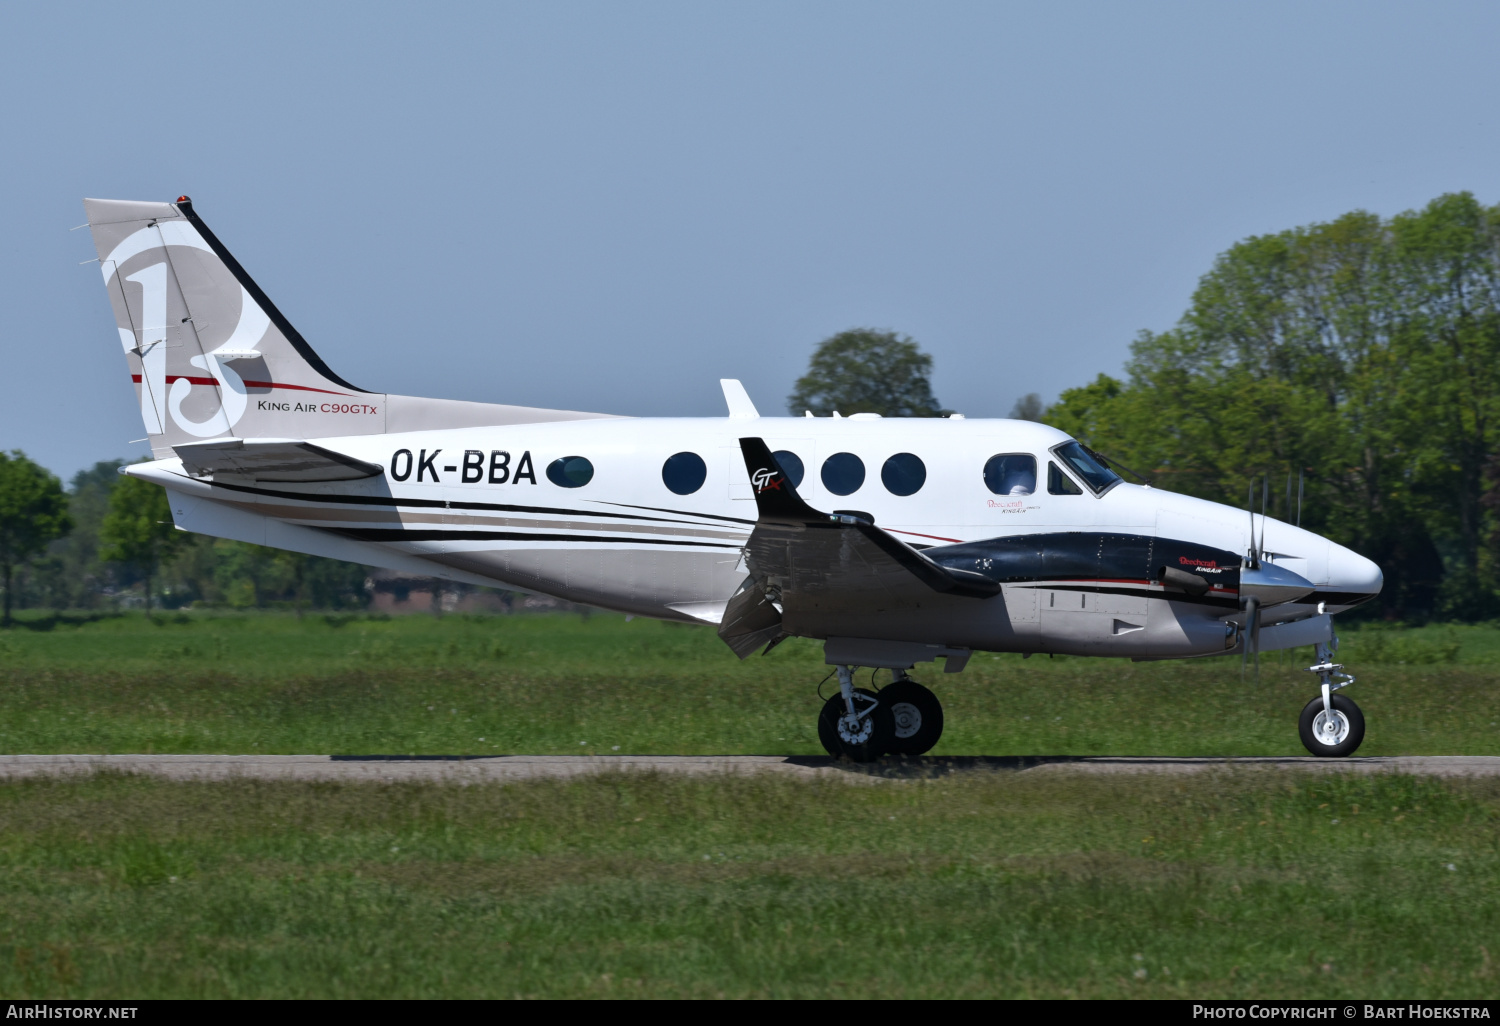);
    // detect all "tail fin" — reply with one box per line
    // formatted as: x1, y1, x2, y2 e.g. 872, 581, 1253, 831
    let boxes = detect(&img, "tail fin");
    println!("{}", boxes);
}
85, 196, 383, 455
